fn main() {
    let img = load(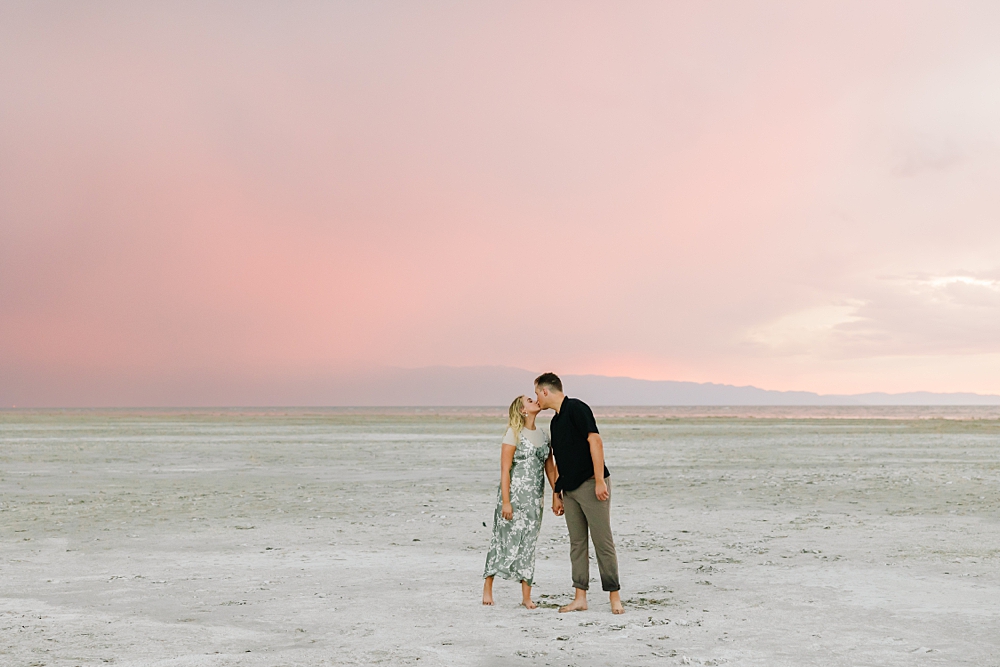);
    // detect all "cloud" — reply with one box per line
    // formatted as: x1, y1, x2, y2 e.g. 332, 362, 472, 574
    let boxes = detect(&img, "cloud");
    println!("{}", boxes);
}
745, 302, 865, 353
832, 273, 1000, 355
